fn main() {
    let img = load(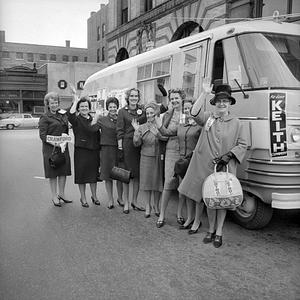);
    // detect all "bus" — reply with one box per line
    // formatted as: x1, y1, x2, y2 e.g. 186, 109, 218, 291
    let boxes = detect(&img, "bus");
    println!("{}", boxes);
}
83, 19, 300, 229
